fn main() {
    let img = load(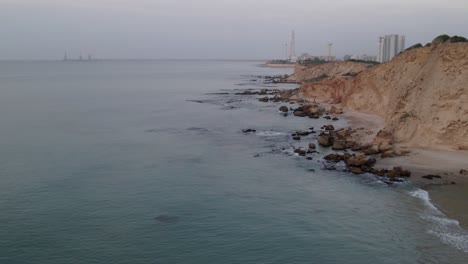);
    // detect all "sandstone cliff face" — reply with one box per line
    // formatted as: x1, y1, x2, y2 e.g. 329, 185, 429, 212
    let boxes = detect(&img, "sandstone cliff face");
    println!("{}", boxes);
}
342, 43, 468, 150
301, 77, 349, 104
295, 43, 468, 150
288, 61, 371, 83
